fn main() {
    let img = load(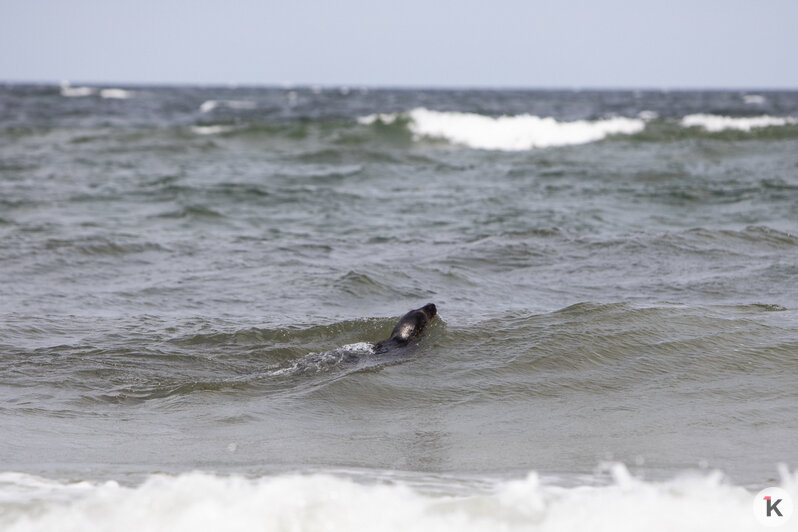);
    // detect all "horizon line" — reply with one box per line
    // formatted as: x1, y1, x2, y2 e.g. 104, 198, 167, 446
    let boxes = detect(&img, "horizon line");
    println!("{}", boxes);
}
3, 78, 797, 93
